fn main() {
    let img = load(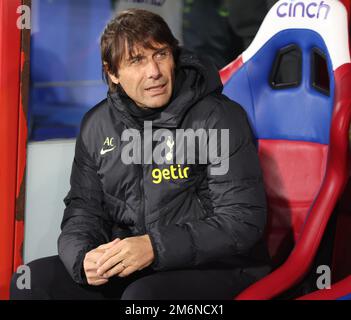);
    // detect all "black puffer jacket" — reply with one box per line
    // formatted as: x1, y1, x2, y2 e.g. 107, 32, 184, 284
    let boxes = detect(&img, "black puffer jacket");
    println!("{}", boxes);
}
58, 49, 271, 284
